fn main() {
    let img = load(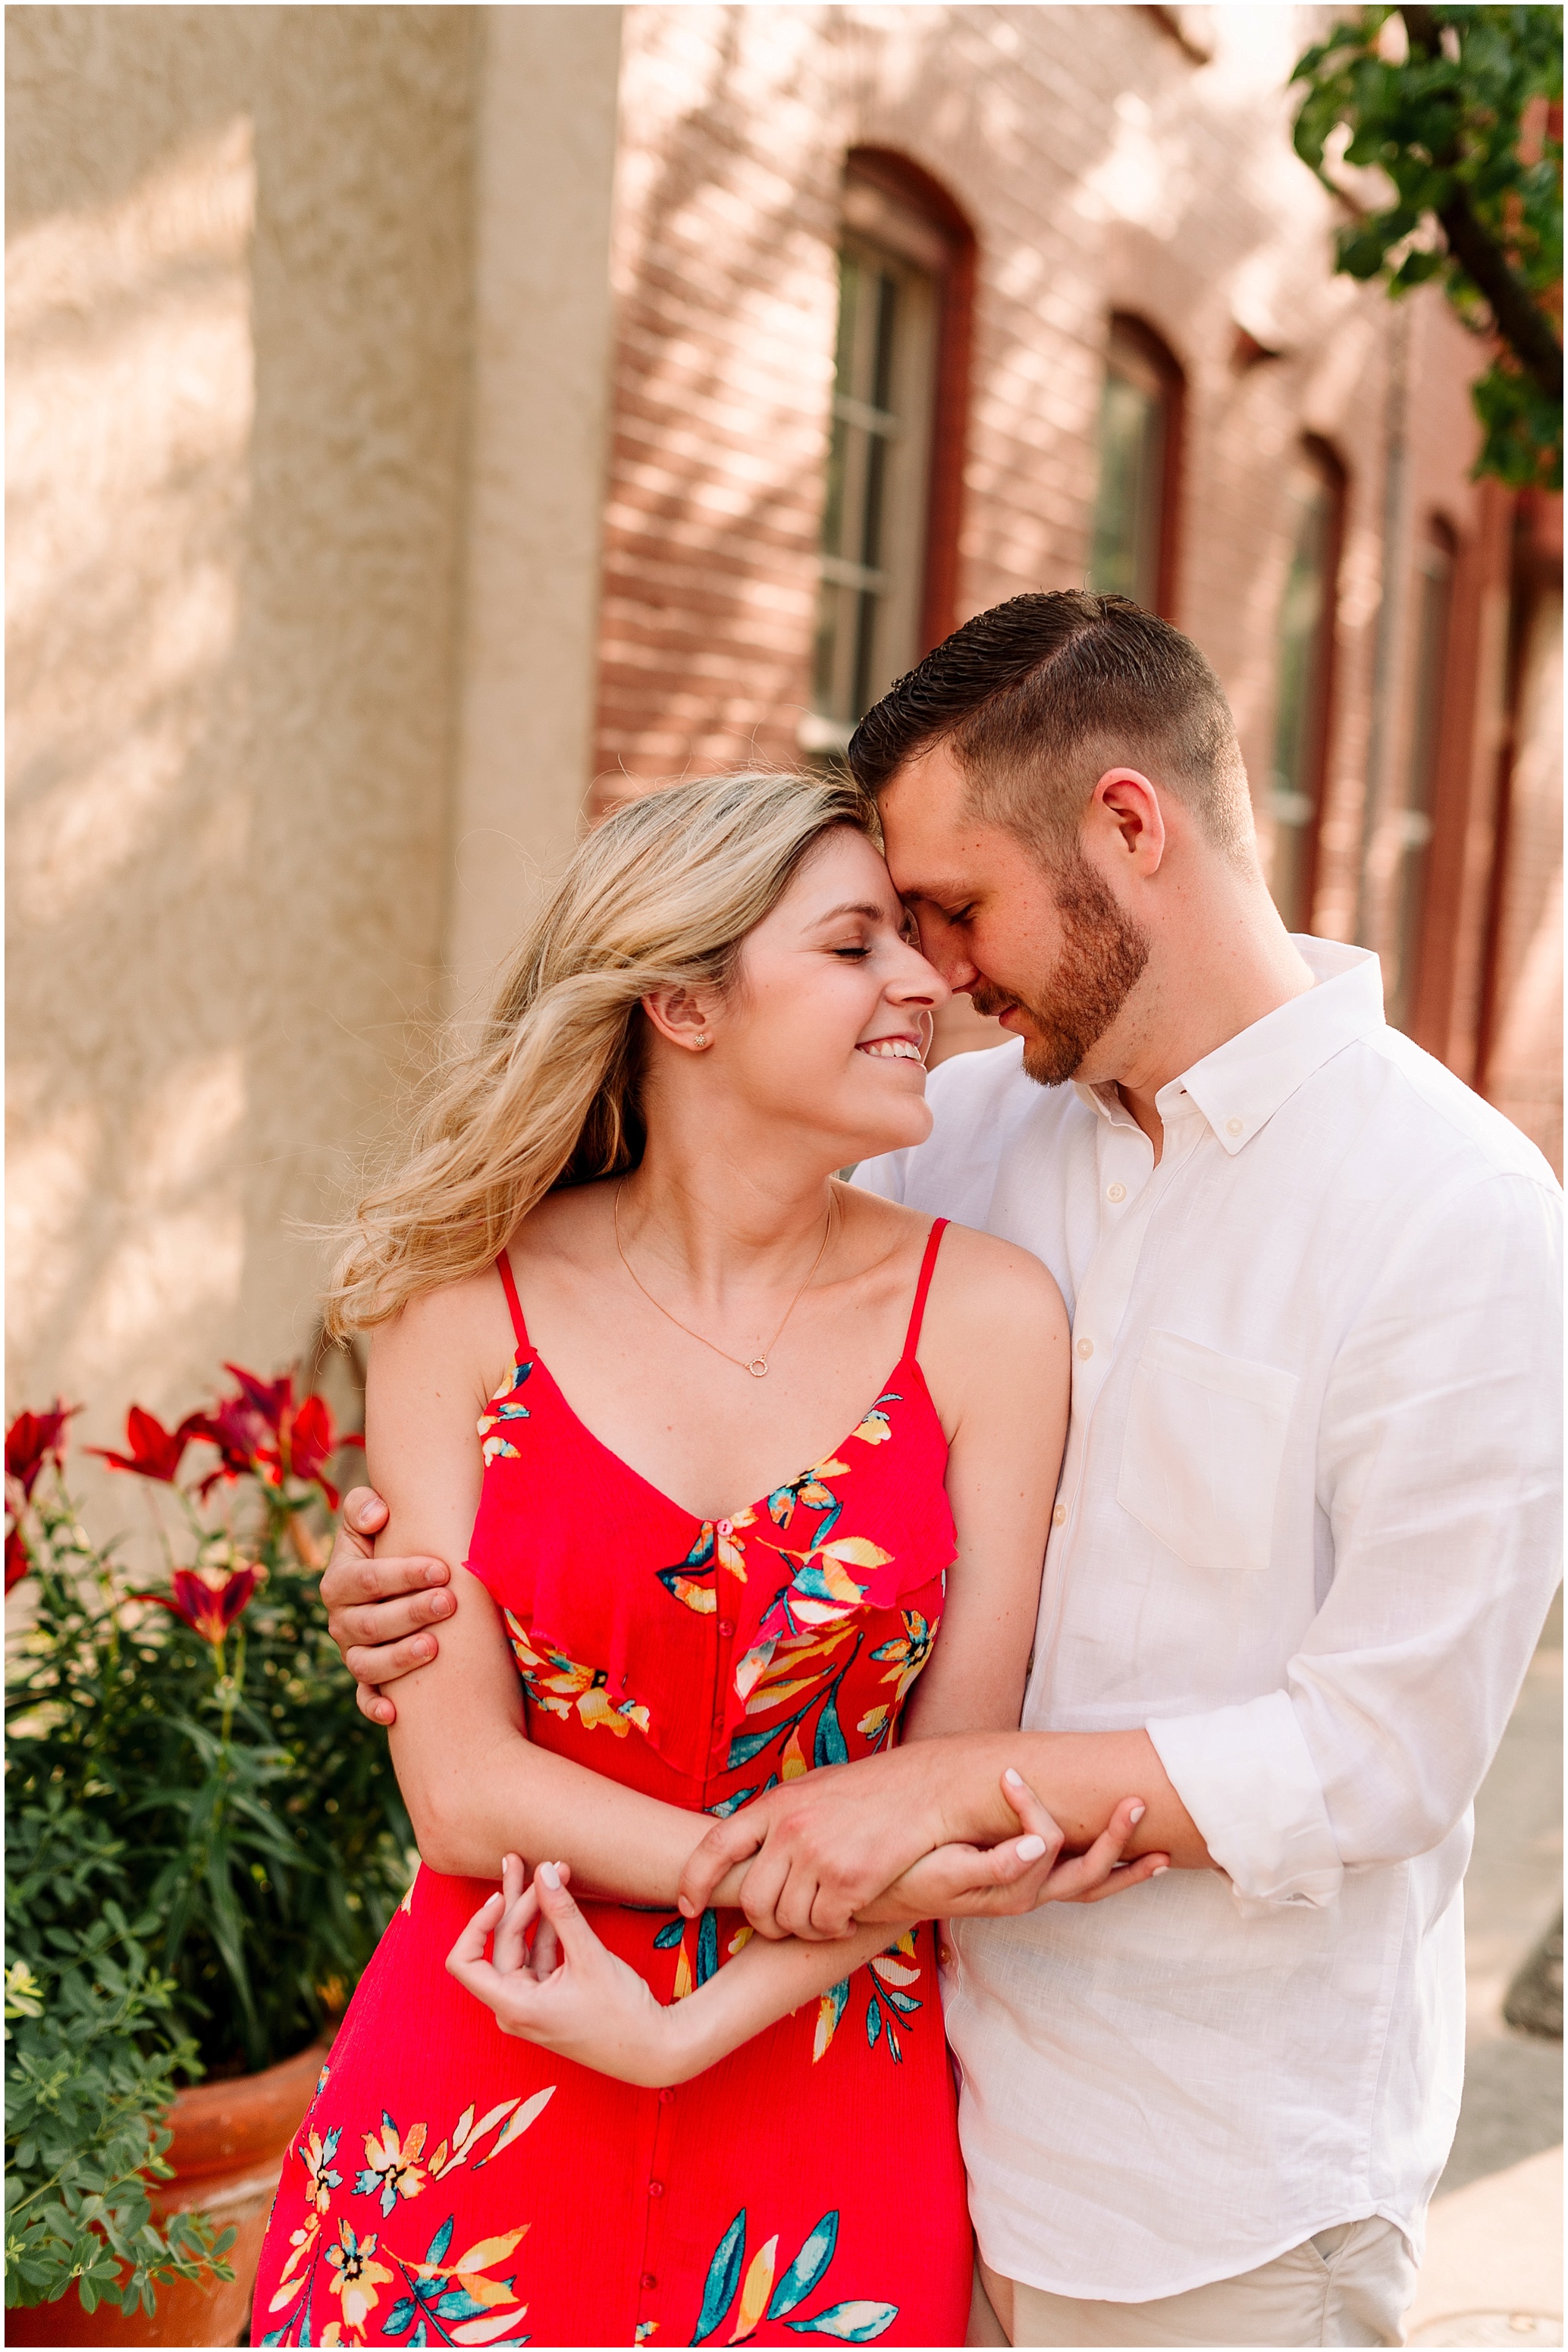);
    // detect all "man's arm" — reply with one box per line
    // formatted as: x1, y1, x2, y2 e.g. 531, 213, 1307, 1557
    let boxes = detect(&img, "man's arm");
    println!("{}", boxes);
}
1148, 1168, 1563, 1910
